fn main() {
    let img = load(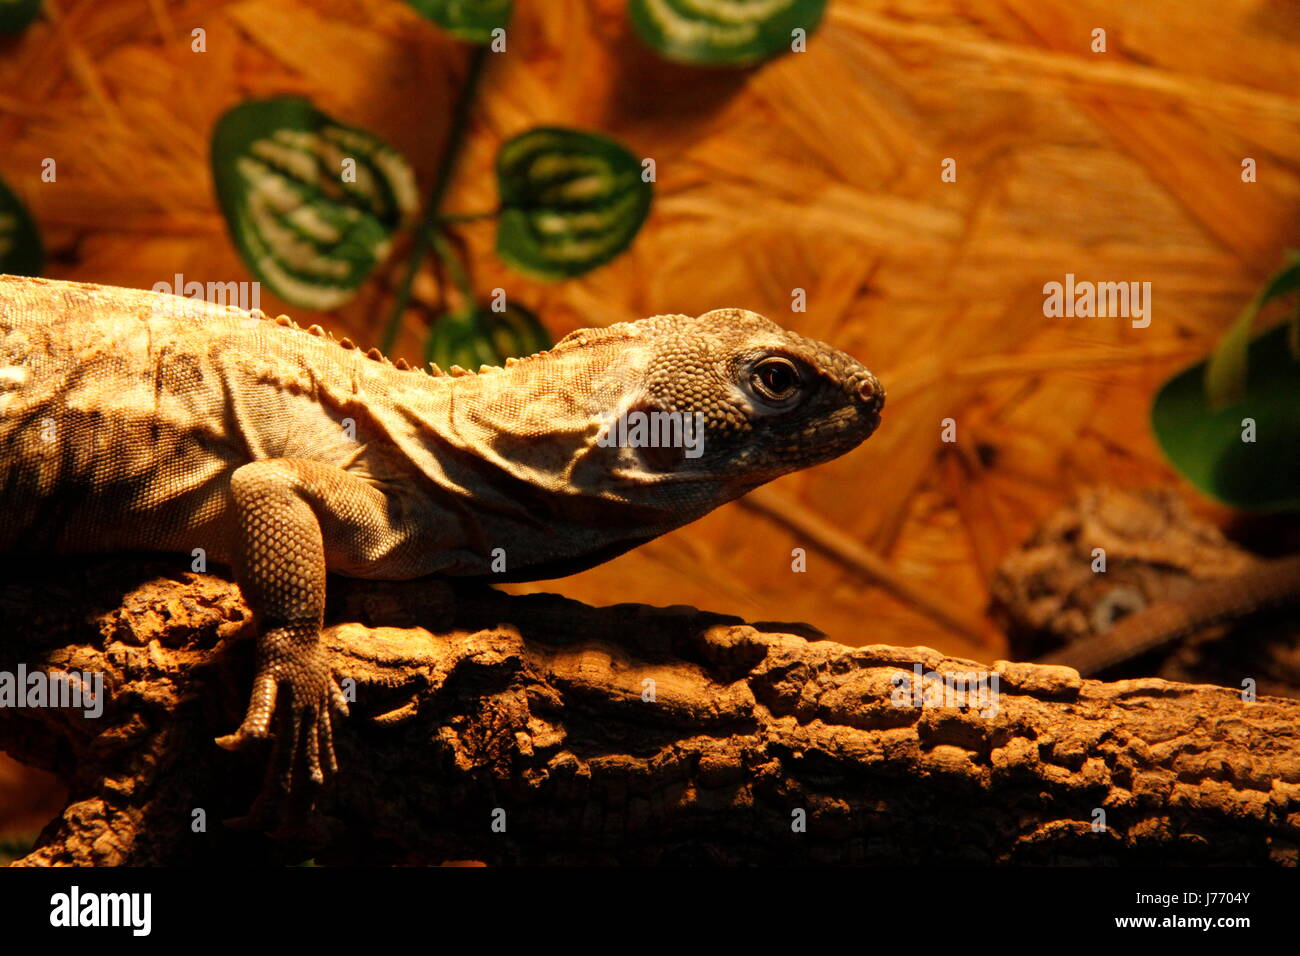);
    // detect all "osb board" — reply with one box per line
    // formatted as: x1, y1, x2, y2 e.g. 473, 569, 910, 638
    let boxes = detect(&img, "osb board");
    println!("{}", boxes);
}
1, 0, 1297, 662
